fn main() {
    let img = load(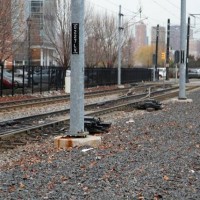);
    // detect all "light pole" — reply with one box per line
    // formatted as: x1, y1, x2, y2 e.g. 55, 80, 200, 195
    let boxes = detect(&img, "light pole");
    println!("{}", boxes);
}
118, 5, 124, 86
27, 17, 32, 87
